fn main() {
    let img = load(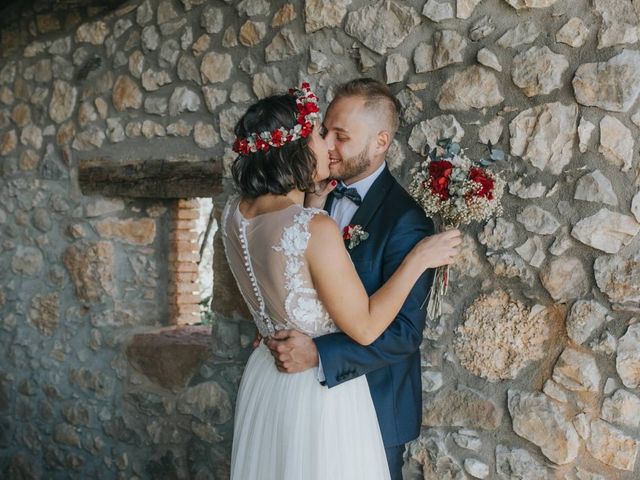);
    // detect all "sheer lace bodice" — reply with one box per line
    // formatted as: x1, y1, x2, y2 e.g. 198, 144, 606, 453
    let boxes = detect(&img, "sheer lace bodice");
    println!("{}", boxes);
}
222, 196, 338, 338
